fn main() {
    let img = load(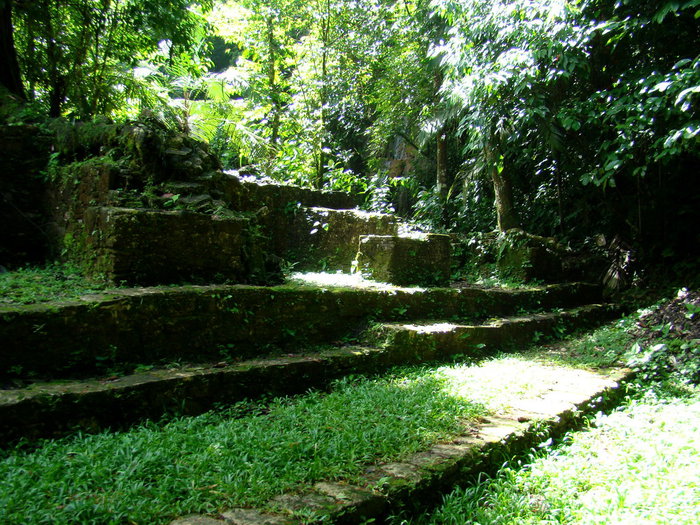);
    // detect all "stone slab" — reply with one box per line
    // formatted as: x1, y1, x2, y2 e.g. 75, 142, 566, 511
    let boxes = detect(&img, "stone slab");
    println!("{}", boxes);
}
355, 233, 451, 286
